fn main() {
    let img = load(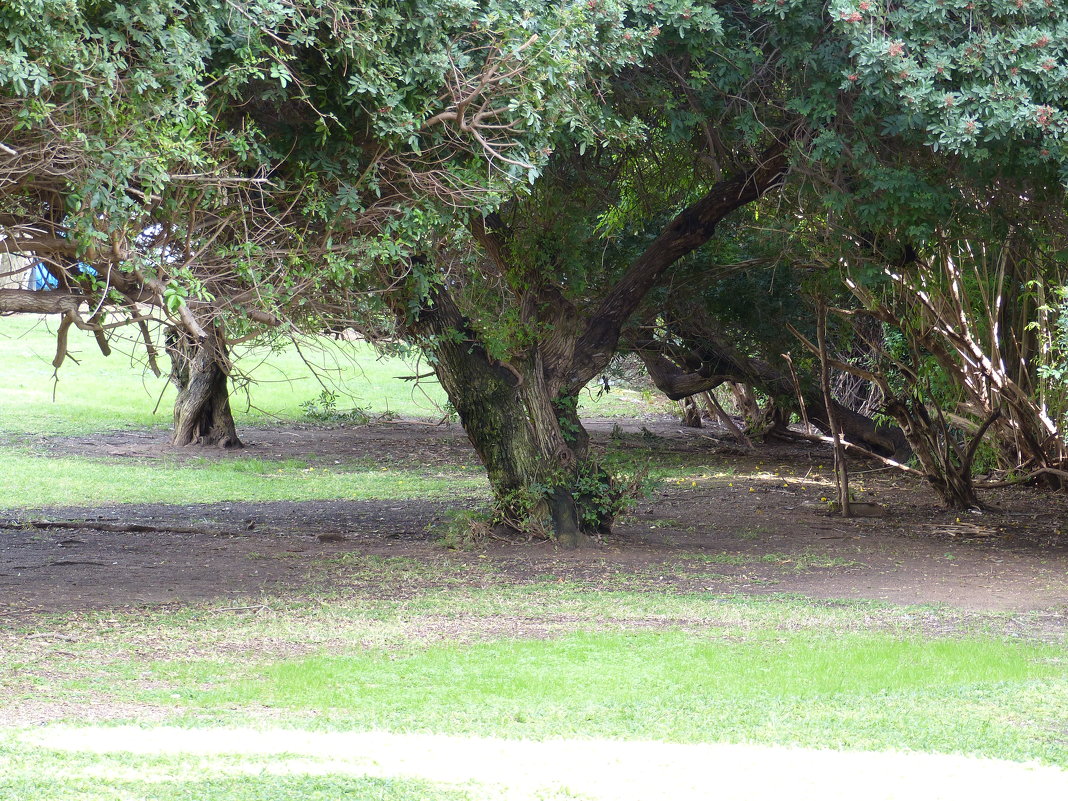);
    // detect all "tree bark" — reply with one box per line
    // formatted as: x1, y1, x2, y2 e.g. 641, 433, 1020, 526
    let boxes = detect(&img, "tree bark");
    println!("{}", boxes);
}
167, 325, 242, 448
817, 303, 851, 516
884, 399, 985, 510
0, 288, 83, 315
730, 383, 762, 426
634, 331, 908, 458
680, 396, 703, 428
407, 286, 590, 546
